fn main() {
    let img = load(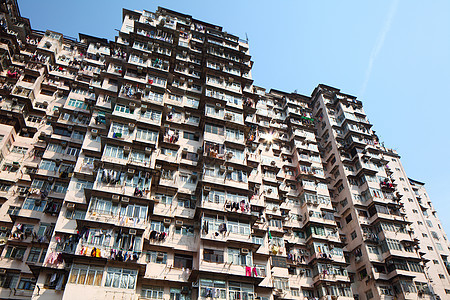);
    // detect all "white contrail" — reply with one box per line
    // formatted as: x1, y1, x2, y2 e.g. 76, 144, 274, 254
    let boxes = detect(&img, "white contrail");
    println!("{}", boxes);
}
360, 0, 400, 97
